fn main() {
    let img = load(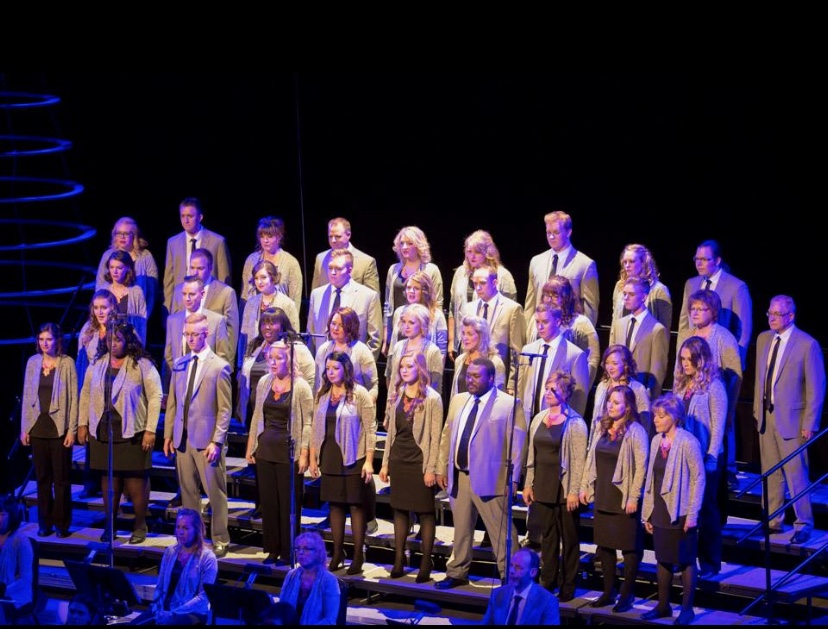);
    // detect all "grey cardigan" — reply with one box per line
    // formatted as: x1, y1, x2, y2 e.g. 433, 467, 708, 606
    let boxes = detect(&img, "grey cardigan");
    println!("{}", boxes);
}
248, 374, 314, 454
79, 355, 163, 438
22, 354, 78, 437
524, 407, 588, 498
311, 384, 376, 467
642, 428, 705, 526
381, 387, 444, 474
675, 378, 728, 458
581, 420, 649, 509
